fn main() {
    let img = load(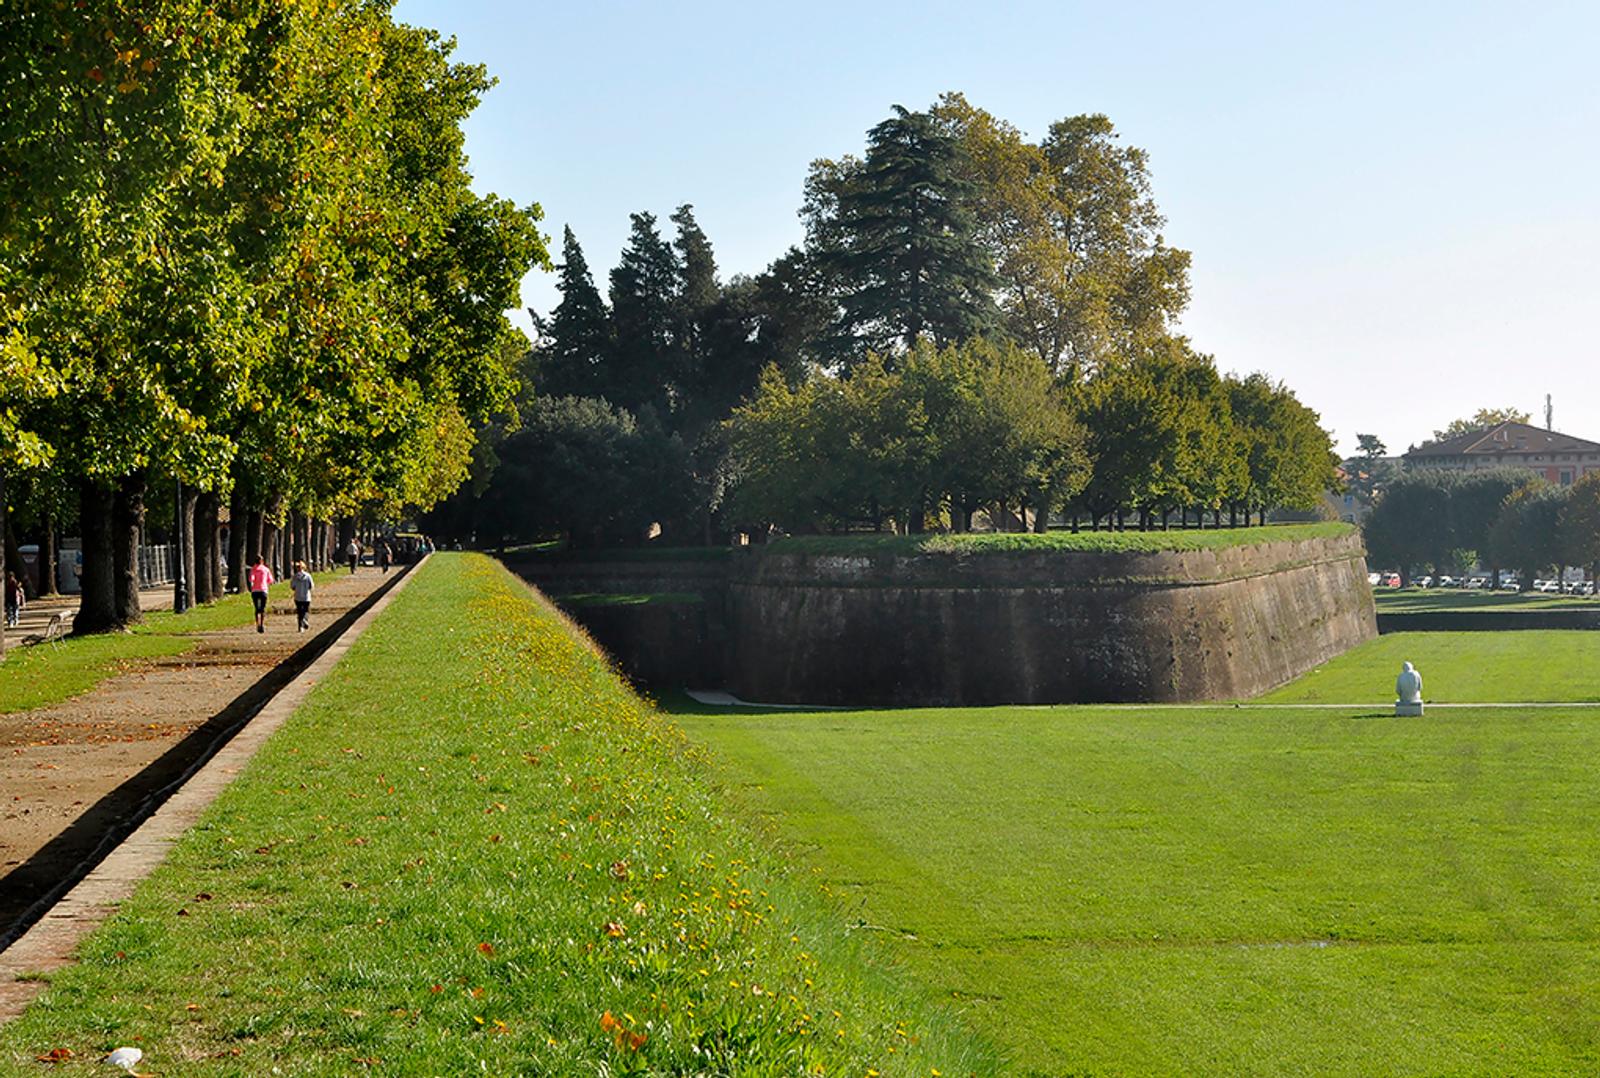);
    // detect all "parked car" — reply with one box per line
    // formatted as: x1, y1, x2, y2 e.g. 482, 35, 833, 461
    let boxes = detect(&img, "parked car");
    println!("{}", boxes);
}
1379, 572, 1402, 588
1367, 572, 1382, 586
1535, 579, 1561, 593
1415, 575, 1434, 588
1436, 575, 1457, 588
